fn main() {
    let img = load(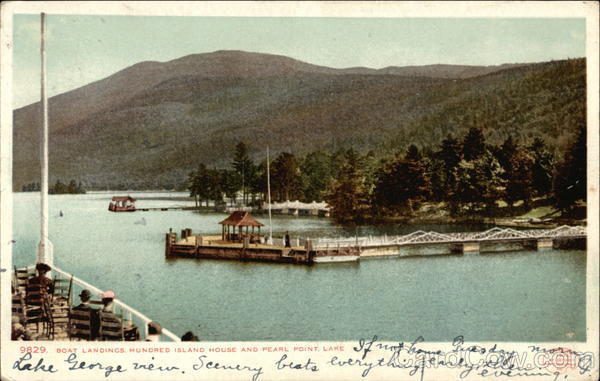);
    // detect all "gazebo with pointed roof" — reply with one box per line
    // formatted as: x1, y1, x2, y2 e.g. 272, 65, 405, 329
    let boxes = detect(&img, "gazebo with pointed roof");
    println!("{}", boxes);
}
219, 211, 265, 242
